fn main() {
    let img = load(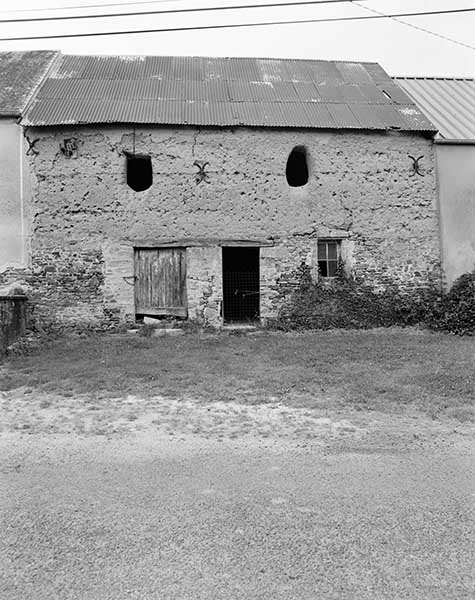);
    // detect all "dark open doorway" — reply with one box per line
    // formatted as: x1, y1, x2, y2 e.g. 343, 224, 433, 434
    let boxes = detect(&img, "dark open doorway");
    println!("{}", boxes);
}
222, 247, 260, 323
